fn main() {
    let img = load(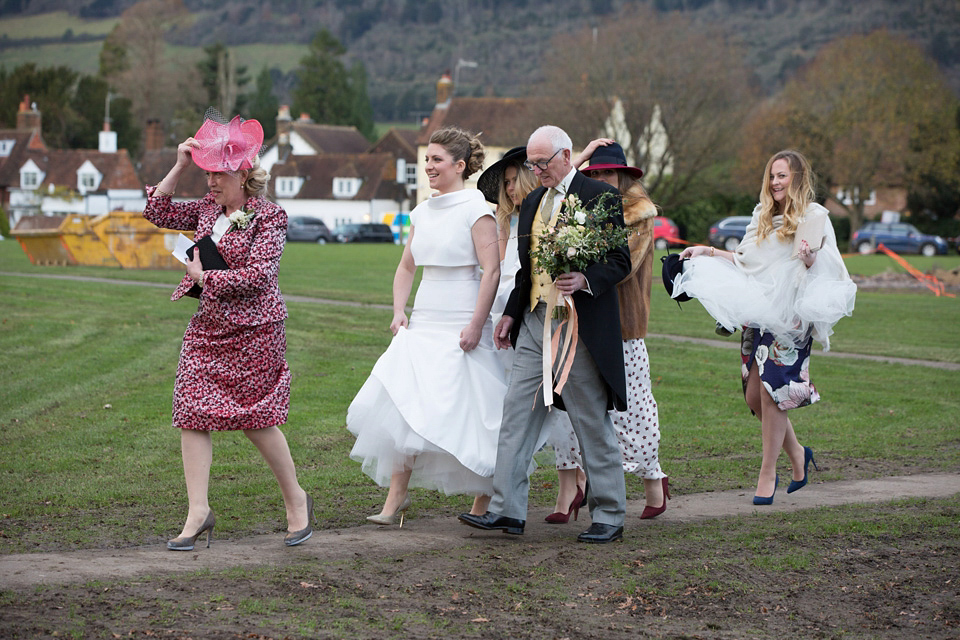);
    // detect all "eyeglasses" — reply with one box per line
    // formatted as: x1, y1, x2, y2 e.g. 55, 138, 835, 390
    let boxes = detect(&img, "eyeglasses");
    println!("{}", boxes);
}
523, 148, 561, 172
